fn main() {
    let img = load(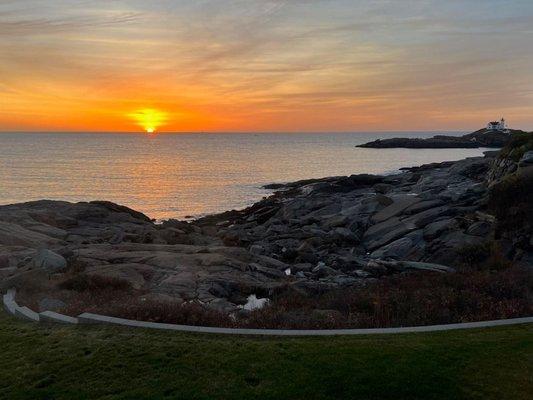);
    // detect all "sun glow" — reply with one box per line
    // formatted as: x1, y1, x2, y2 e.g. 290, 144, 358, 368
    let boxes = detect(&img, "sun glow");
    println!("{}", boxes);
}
128, 109, 168, 133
